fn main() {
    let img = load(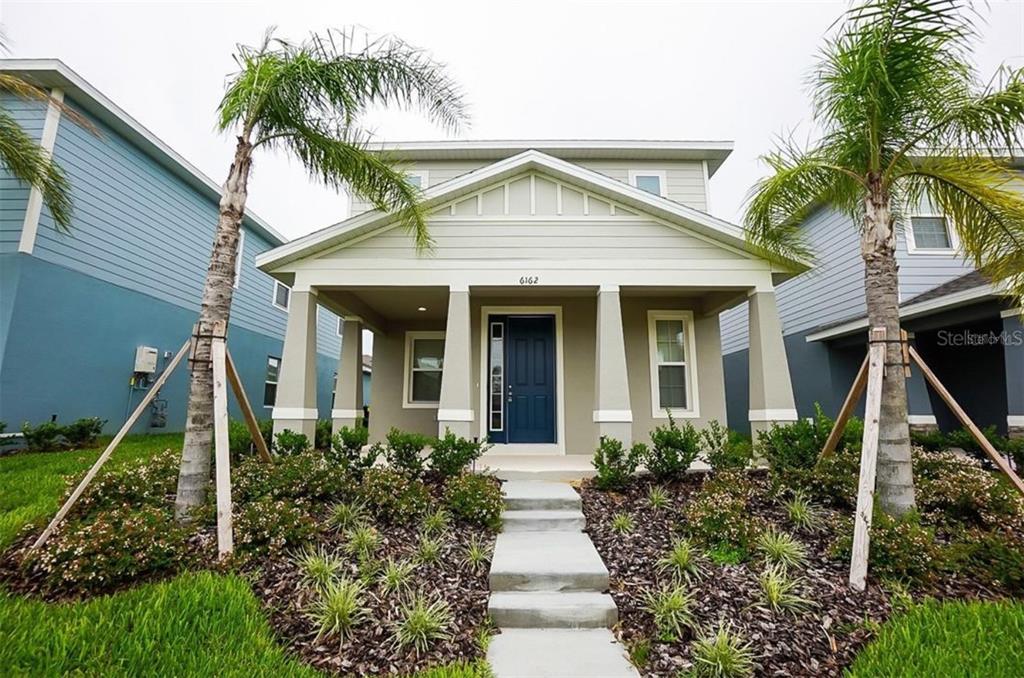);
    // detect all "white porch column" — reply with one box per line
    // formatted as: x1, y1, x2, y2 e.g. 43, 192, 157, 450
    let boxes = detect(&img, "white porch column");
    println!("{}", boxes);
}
272, 289, 319, 439
594, 285, 633, 444
332, 318, 363, 434
748, 290, 797, 439
437, 286, 473, 437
